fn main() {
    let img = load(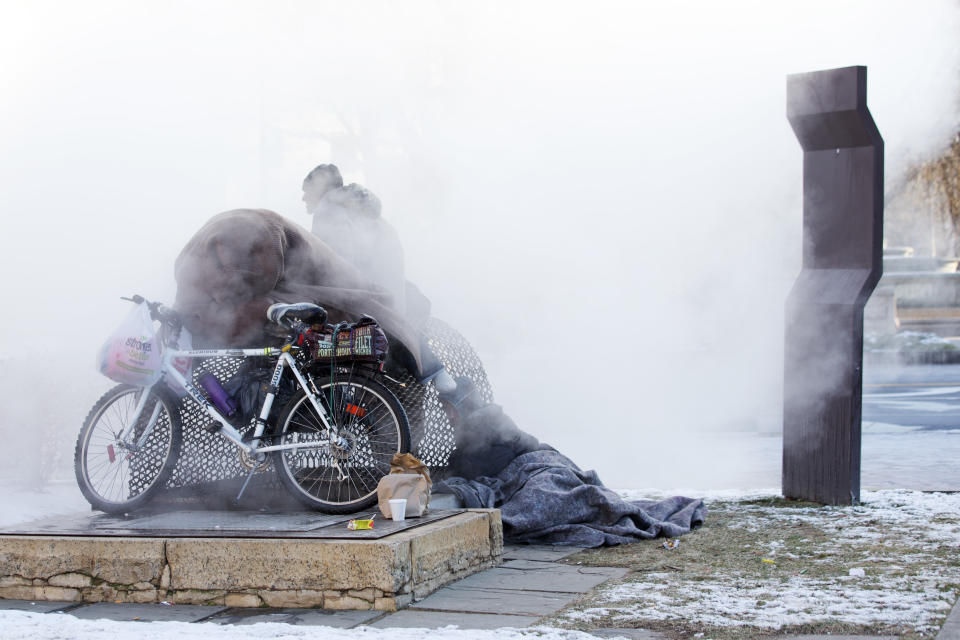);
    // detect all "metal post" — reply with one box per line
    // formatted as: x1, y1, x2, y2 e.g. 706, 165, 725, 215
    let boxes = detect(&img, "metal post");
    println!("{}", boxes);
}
782, 66, 884, 505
